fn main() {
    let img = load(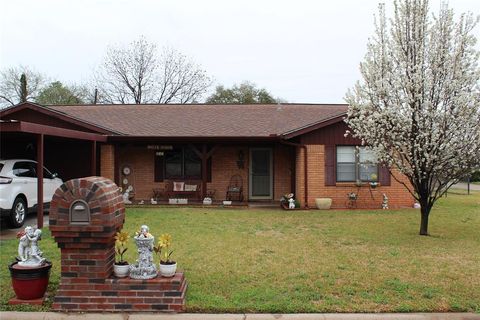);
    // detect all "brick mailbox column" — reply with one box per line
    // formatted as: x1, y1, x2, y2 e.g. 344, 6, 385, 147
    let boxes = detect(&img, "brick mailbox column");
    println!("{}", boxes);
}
49, 177, 186, 312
